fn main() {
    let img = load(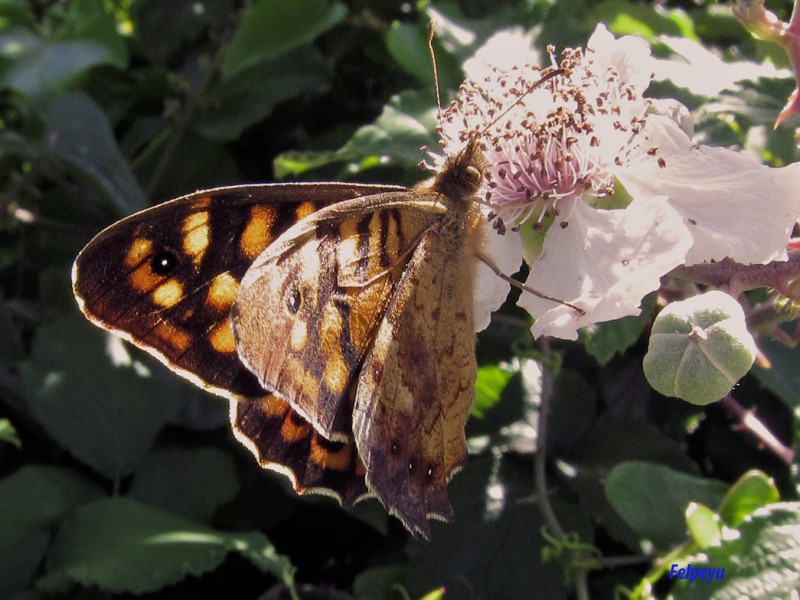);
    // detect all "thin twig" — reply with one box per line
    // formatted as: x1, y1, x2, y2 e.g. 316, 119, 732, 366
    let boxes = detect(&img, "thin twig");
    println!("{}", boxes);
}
720, 395, 795, 464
